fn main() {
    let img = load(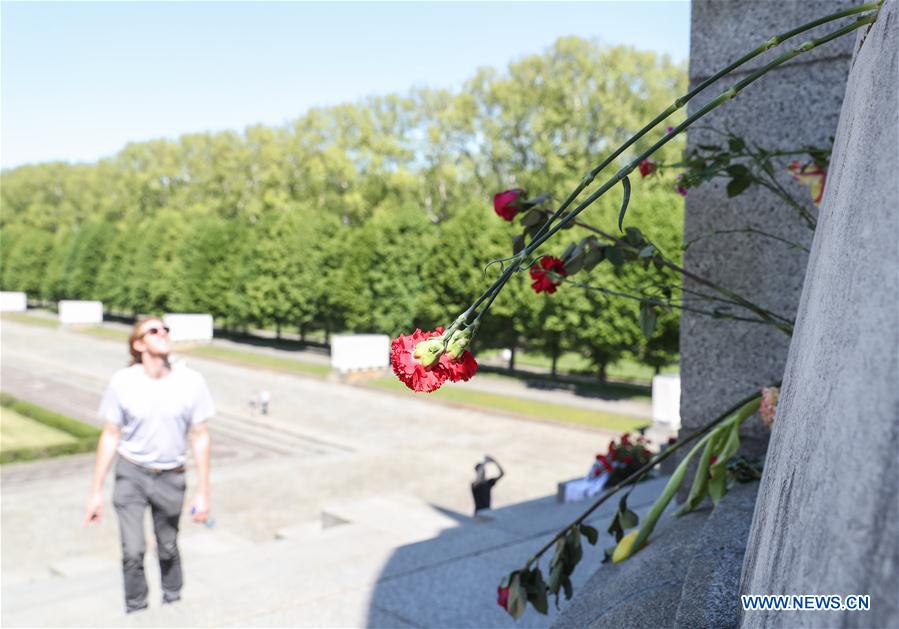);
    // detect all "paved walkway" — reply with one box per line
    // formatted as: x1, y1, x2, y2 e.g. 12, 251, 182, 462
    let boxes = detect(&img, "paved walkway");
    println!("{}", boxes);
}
0, 319, 669, 627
